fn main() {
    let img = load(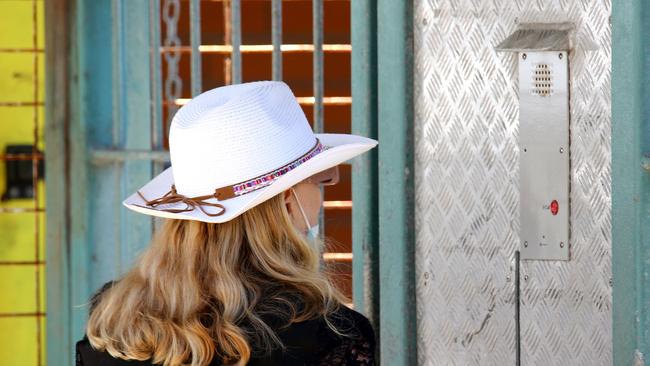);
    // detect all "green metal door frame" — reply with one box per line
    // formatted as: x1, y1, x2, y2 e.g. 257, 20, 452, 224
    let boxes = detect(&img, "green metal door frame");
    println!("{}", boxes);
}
376, 1, 417, 365
352, 1, 417, 365
612, 0, 650, 364
45, 0, 155, 364
351, 0, 379, 328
